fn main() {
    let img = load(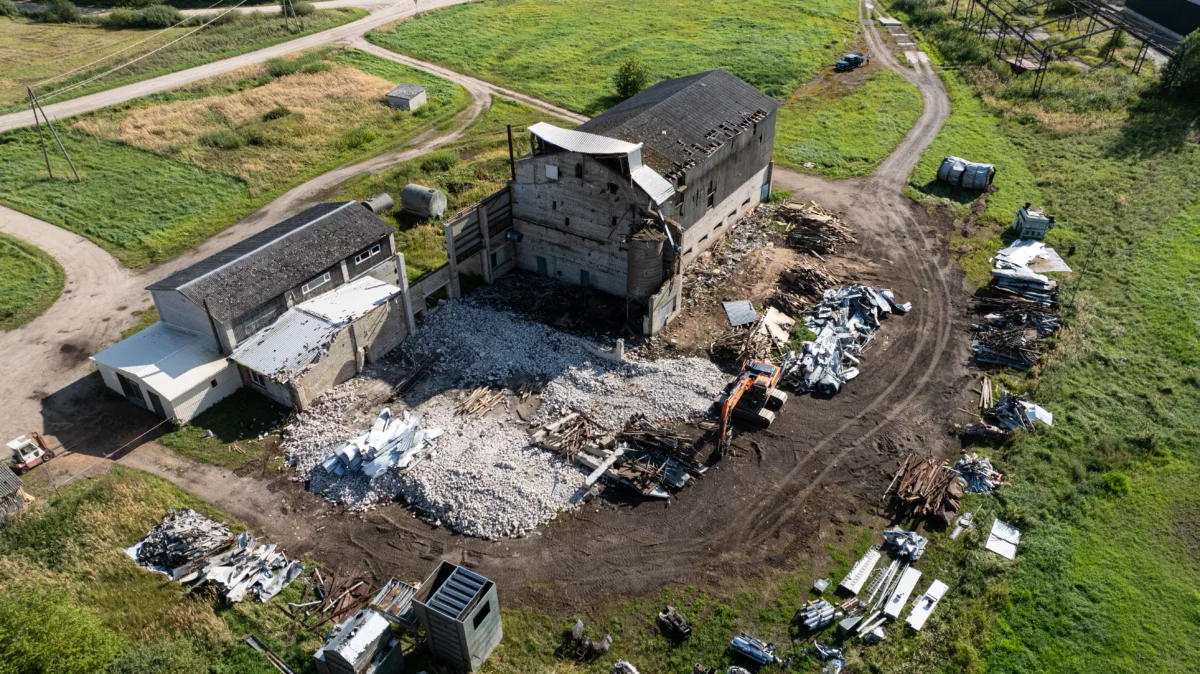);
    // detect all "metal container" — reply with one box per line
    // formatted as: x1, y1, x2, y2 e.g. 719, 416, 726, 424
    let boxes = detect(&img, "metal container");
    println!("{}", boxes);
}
362, 192, 394, 215
401, 184, 448, 219
627, 237, 664, 298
